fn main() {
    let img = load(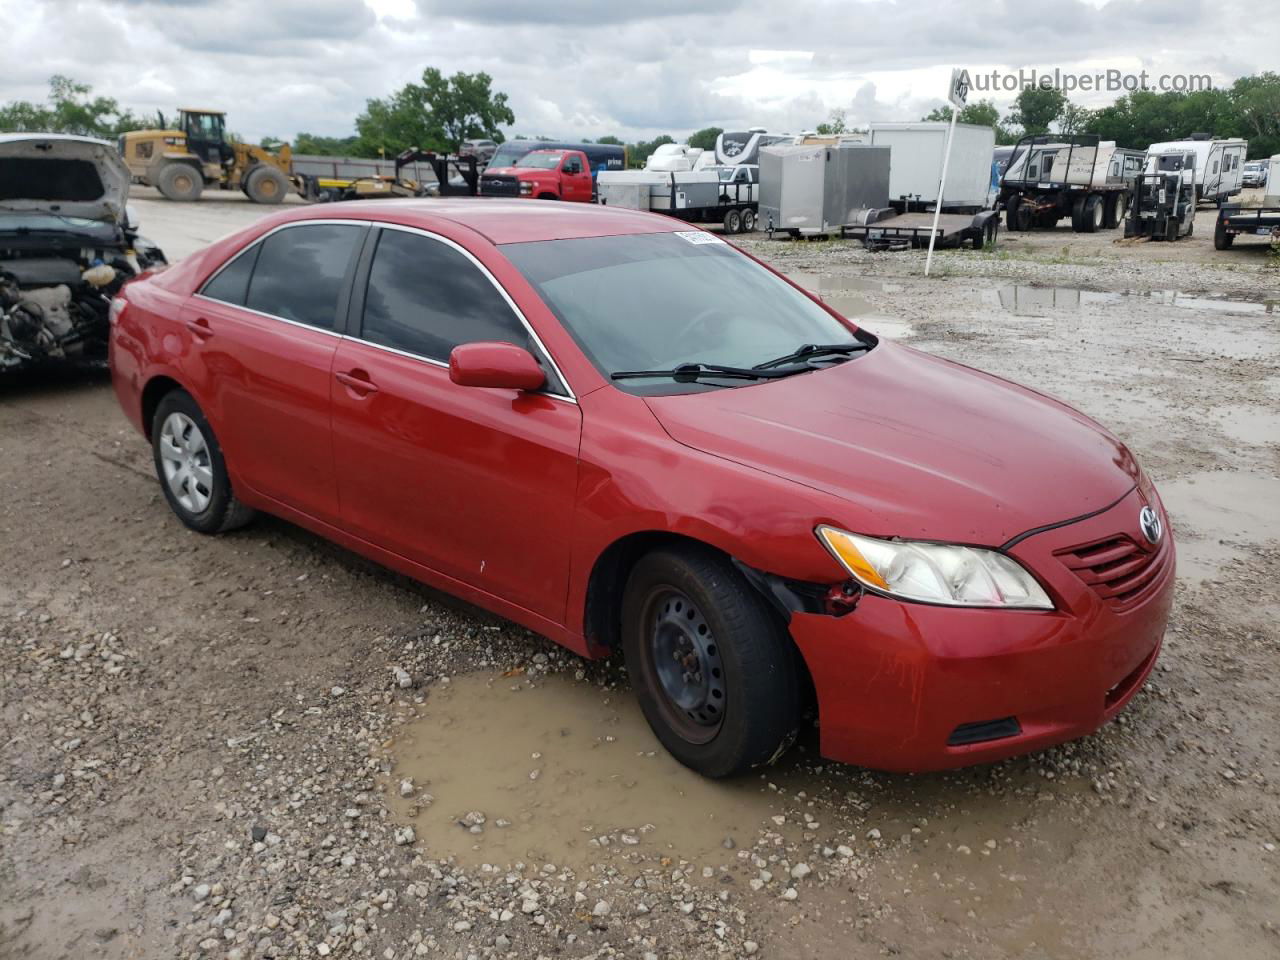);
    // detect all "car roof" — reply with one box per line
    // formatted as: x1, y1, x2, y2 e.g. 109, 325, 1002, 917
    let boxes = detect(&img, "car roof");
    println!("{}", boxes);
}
307, 198, 686, 245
